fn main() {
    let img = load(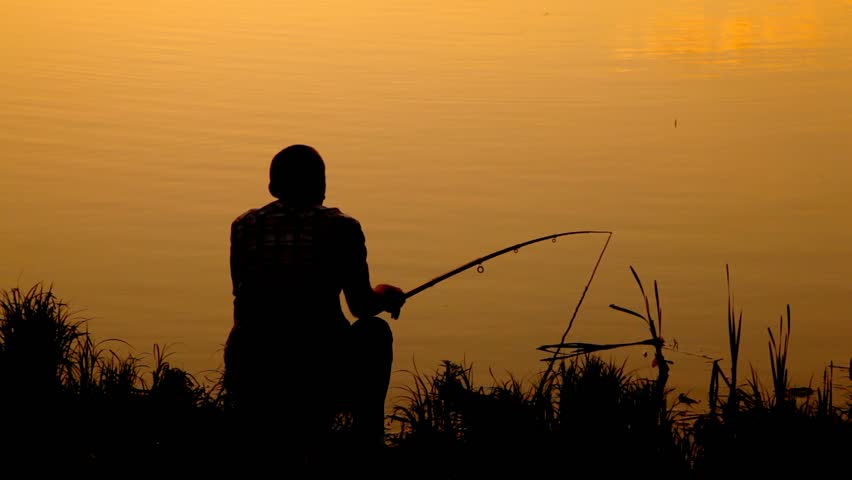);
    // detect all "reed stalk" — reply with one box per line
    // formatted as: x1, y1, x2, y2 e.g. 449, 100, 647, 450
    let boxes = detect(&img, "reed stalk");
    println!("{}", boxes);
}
768, 305, 792, 409
725, 265, 743, 416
